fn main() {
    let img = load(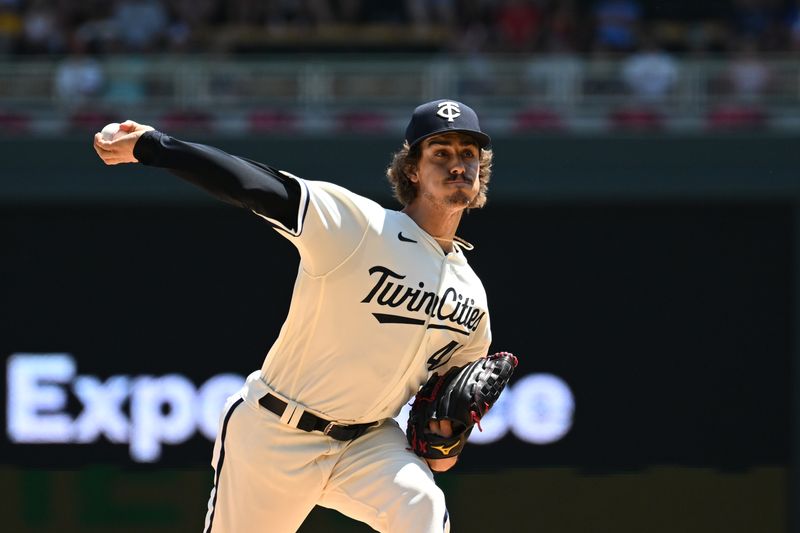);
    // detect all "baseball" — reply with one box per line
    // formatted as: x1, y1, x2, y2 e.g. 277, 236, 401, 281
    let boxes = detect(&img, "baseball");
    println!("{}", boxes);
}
100, 122, 121, 141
